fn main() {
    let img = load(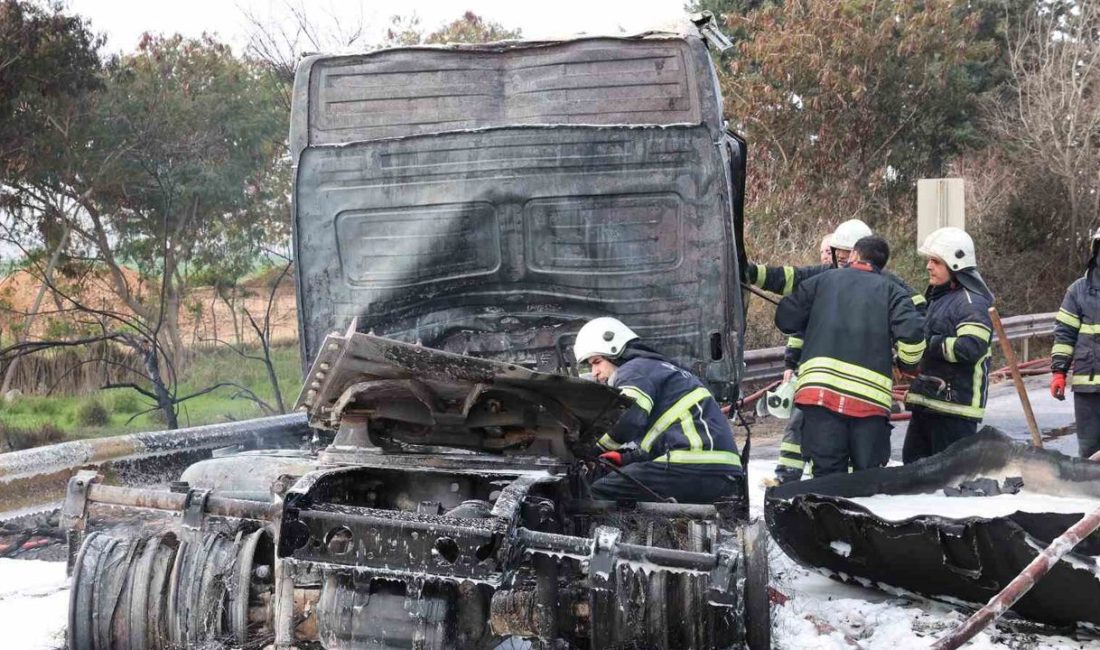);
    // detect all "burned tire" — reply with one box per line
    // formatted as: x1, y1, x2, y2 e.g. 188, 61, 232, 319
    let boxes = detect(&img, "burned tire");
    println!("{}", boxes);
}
742, 519, 771, 650
69, 529, 270, 650
69, 532, 179, 650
